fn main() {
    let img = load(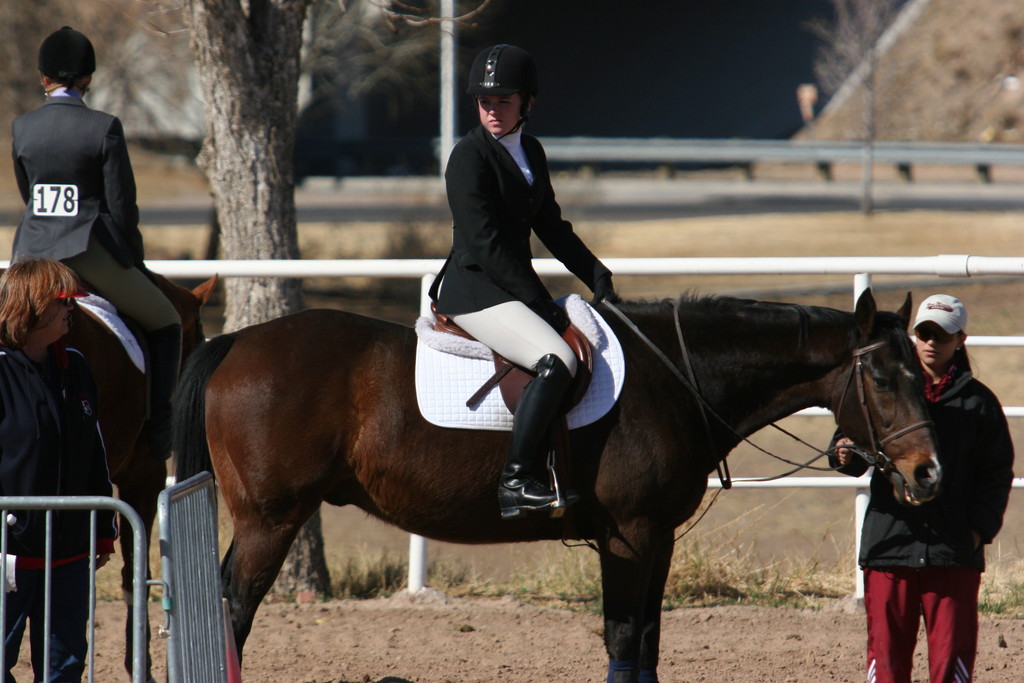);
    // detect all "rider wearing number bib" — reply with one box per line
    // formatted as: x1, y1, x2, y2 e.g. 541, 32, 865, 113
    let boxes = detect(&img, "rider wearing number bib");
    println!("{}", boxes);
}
10, 27, 182, 461
433, 44, 620, 520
